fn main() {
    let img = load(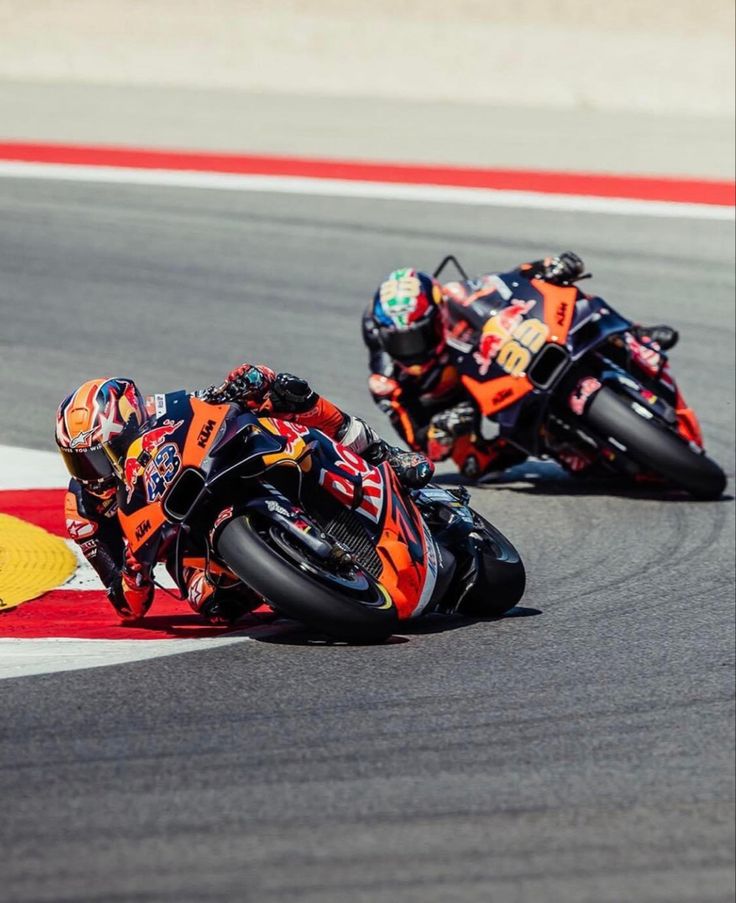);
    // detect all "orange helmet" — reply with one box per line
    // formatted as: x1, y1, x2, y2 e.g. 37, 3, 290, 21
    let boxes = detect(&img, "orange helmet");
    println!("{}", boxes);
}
55, 378, 149, 491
